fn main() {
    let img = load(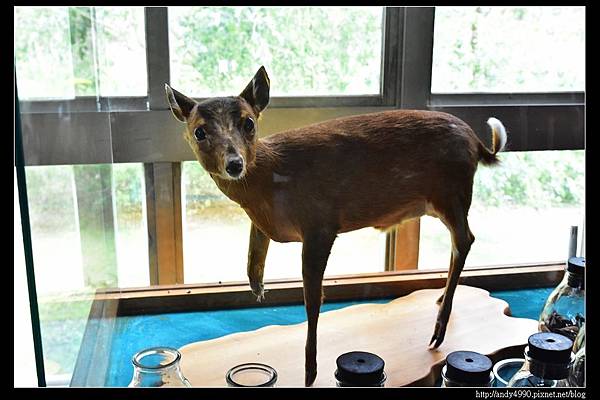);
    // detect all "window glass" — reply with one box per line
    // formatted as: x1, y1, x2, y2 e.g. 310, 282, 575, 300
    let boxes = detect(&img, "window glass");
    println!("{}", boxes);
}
14, 169, 38, 387
14, 6, 147, 100
169, 6, 383, 97
21, 163, 148, 384
418, 150, 585, 269
181, 161, 386, 284
431, 7, 585, 93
